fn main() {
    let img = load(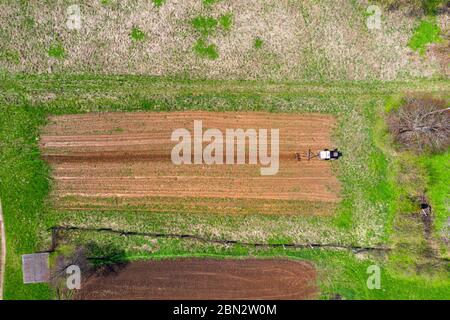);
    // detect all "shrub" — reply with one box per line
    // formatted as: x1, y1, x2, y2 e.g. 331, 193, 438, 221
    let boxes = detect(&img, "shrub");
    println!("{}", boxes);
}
409, 18, 441, 55
130, 27, 146, 41
387, 96, 450, 153
48, 42, 65, 59
193, 39, 219, 59
202, 0, 219, 6
254, 37, 264, 49
152, 0, 165, 7
219, 13, 233, 31
191, 16, 218, 36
